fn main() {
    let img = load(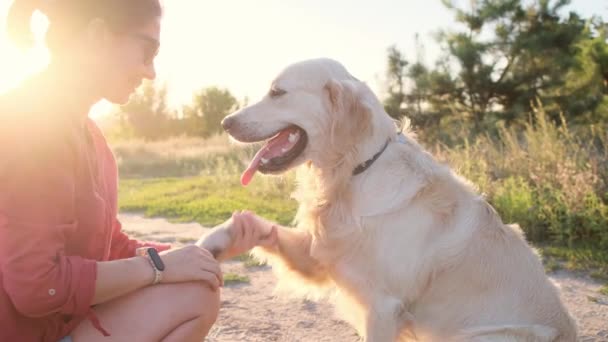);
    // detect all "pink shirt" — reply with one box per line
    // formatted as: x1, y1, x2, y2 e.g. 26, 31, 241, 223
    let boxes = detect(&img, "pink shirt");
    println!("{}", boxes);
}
0, 104, 170, 341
